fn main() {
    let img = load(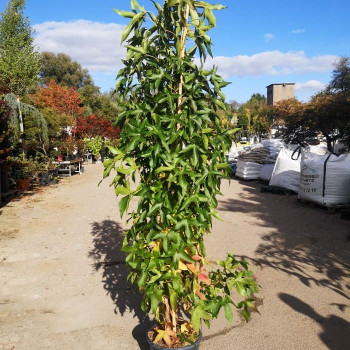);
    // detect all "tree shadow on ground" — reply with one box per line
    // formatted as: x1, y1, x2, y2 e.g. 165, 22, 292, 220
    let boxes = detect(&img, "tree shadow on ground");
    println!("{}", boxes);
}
219, 180, 350, 301
89, 219, 153, 350
218, 179, 350, 349
279, 293, 350, 350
